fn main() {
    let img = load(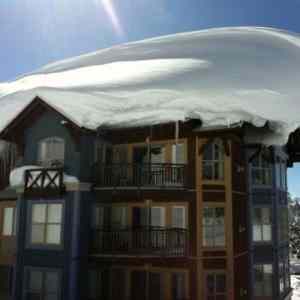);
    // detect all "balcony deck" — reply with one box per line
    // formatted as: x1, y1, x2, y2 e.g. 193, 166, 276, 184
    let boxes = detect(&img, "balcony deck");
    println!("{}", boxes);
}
93, 163, 188, 189
90, 227, 189, 257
